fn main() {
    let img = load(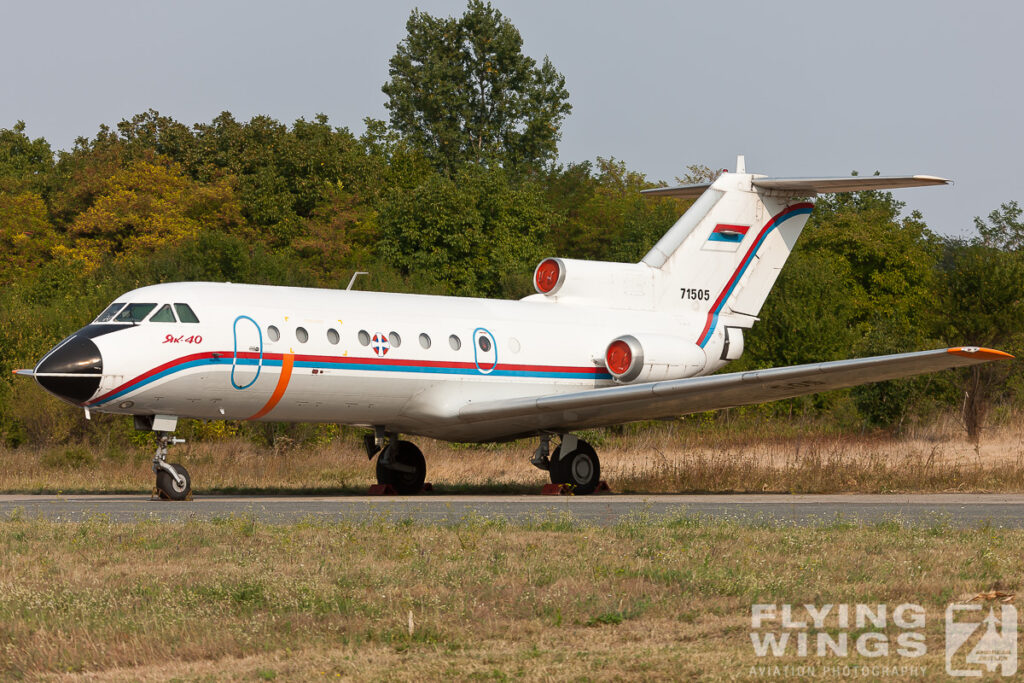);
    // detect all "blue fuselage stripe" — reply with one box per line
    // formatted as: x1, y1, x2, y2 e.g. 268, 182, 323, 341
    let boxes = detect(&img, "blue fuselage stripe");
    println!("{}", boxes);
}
92, 358, 612, 405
